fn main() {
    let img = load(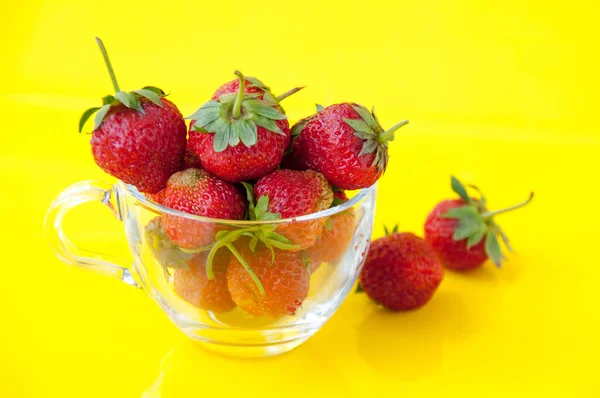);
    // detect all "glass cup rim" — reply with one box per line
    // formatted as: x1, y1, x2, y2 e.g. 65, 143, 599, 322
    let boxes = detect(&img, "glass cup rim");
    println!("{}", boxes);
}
124, 182, 376, 225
